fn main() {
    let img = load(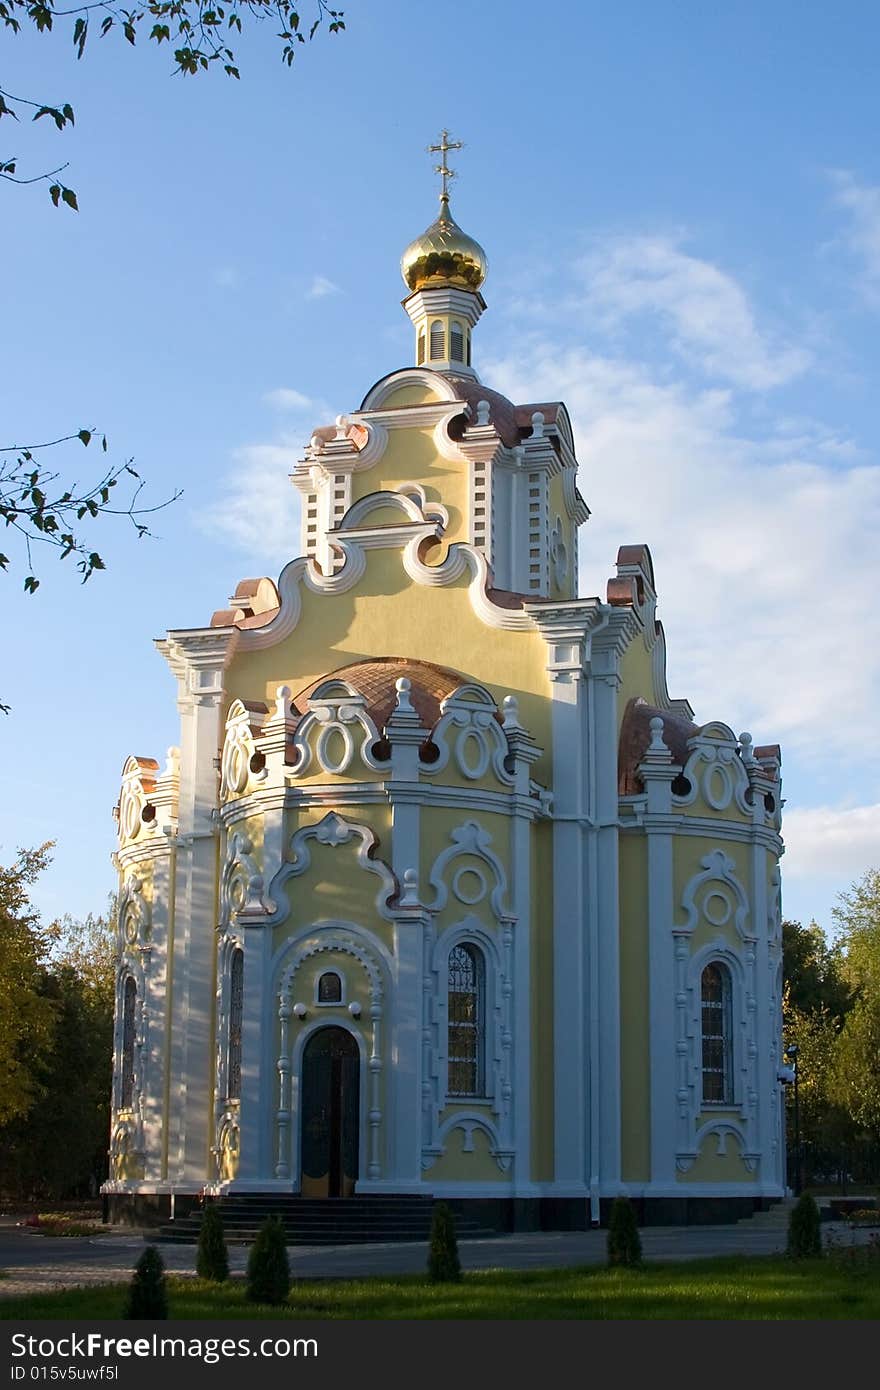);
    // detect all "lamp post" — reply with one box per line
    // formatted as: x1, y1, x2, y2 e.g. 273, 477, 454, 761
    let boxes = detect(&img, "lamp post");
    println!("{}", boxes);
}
785, 1043, 801, 1195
